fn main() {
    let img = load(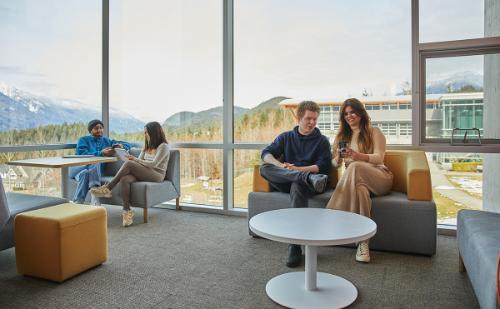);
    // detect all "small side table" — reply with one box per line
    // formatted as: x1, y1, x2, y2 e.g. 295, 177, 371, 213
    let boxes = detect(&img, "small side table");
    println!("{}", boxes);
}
250, 208, 376, 309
